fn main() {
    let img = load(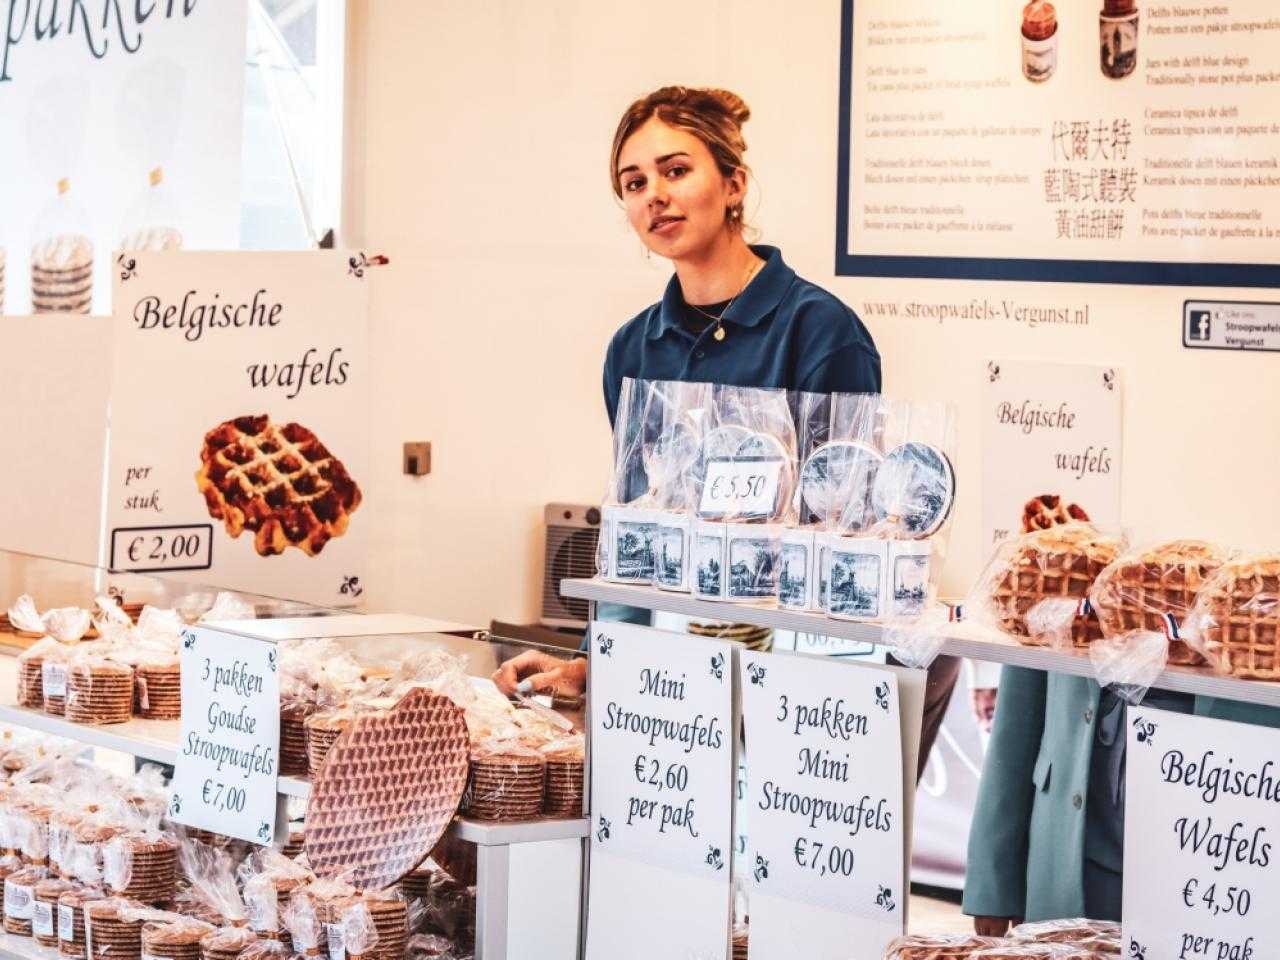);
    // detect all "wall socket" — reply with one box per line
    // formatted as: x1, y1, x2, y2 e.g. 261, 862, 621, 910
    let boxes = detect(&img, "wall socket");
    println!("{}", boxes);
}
403, 442, 431, 476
